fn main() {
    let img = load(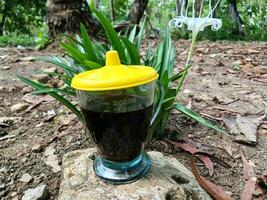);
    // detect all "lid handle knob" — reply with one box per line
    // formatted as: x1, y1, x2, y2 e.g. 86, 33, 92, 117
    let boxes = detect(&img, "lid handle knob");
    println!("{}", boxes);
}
106, 51, 121, 66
